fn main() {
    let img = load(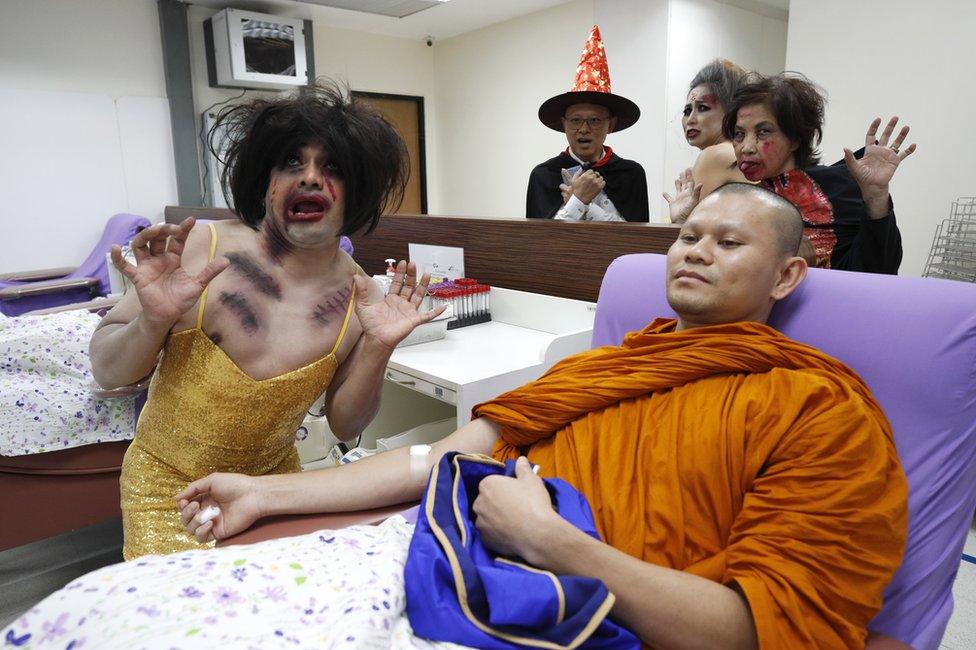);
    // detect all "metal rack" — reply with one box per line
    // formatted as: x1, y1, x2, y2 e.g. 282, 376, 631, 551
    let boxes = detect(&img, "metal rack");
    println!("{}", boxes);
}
923, 197, 976, 283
